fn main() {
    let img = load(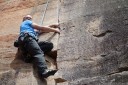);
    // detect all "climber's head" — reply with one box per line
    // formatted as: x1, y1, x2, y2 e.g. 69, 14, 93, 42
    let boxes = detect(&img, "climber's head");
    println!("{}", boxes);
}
23, 15, 32, 21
